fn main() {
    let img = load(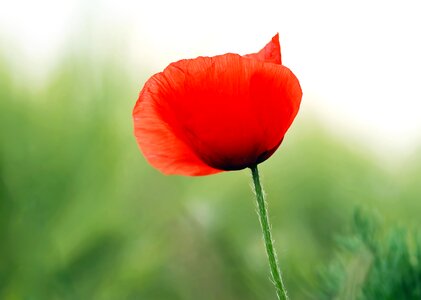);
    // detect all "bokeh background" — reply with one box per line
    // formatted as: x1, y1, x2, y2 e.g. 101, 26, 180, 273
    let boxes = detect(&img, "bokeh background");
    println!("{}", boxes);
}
1, 1, 421, 299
